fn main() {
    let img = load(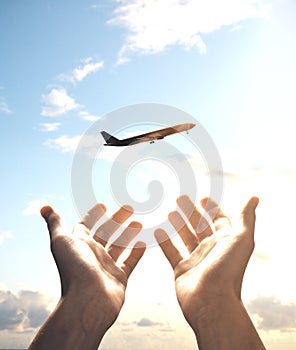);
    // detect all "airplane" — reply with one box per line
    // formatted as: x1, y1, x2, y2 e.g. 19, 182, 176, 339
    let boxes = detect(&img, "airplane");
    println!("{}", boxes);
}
100, 123, 196, 146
